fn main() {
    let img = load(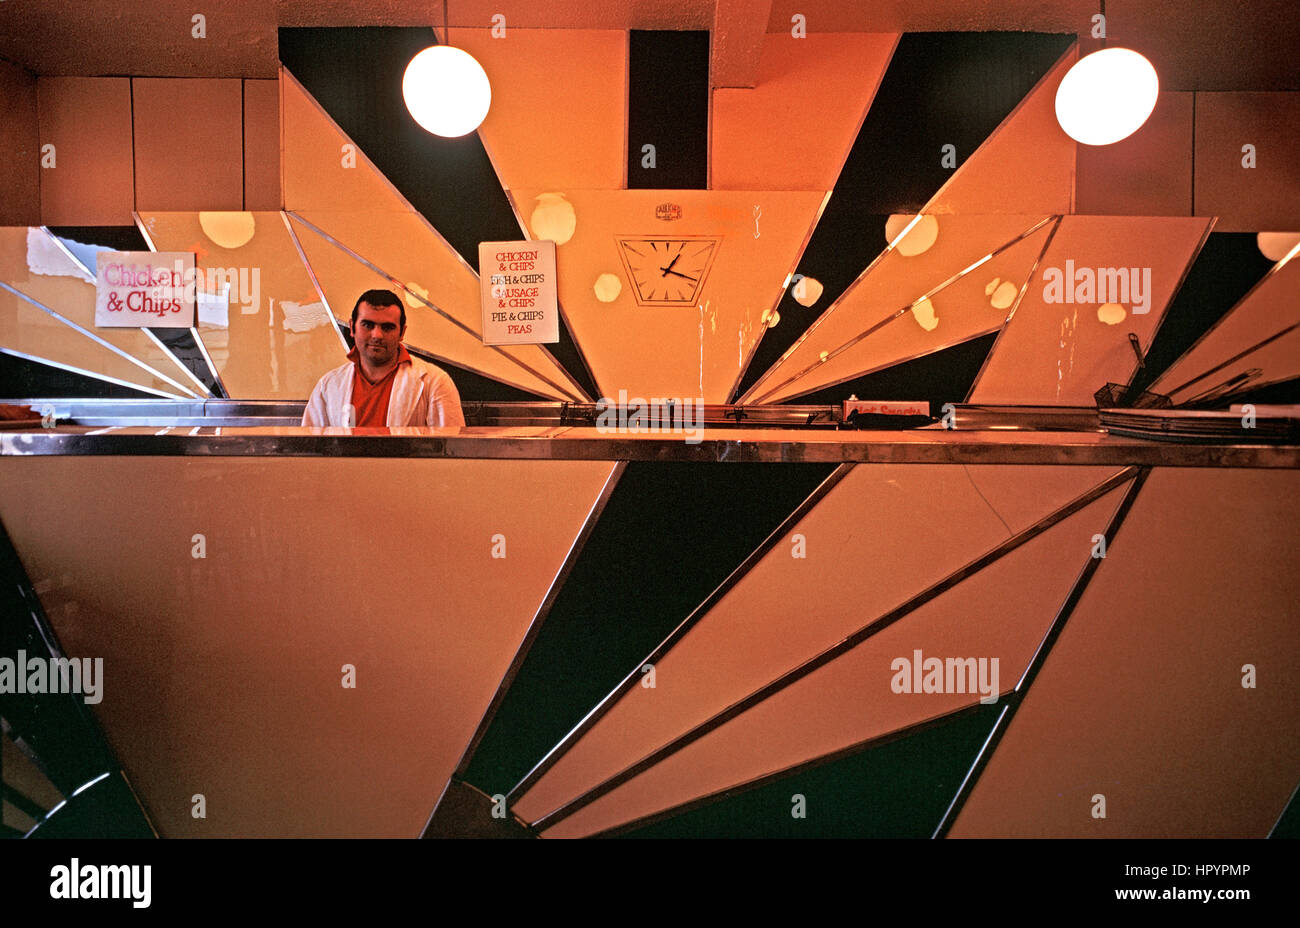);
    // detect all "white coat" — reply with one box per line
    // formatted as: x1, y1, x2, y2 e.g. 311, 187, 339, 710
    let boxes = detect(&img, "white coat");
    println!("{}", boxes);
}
301, 350, 466, 428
